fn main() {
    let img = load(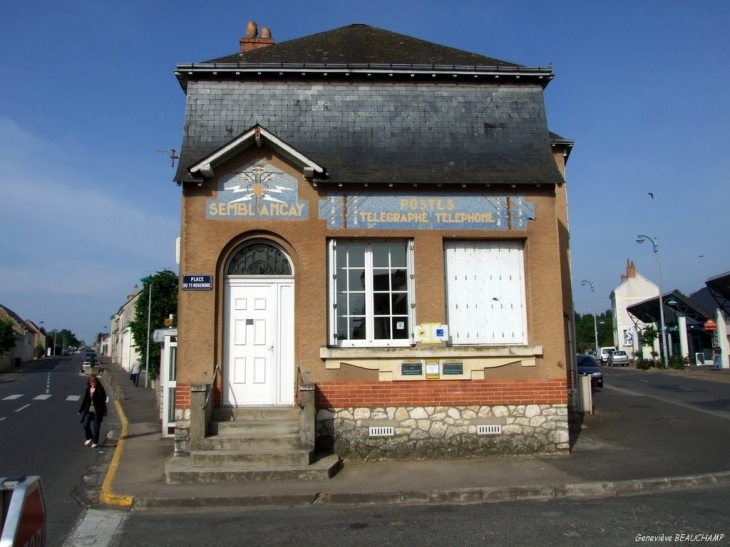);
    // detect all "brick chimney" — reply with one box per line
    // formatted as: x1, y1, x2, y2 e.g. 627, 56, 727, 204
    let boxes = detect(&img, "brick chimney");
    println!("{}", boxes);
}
239, 21, 275, 52
620, 259, 637, 283
627, 260, 636, 278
